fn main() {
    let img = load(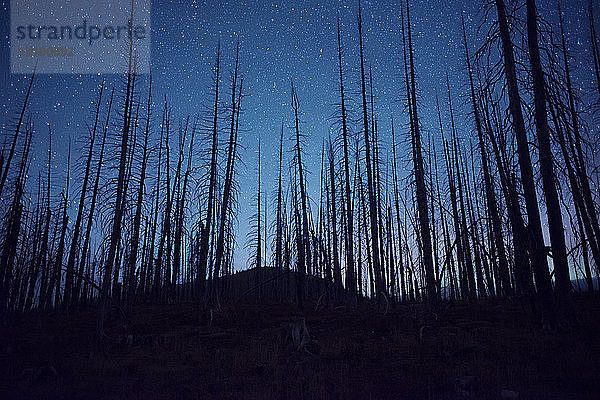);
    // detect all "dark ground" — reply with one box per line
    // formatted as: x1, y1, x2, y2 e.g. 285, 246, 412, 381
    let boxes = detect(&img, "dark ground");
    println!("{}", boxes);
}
2, 295, 600, 399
